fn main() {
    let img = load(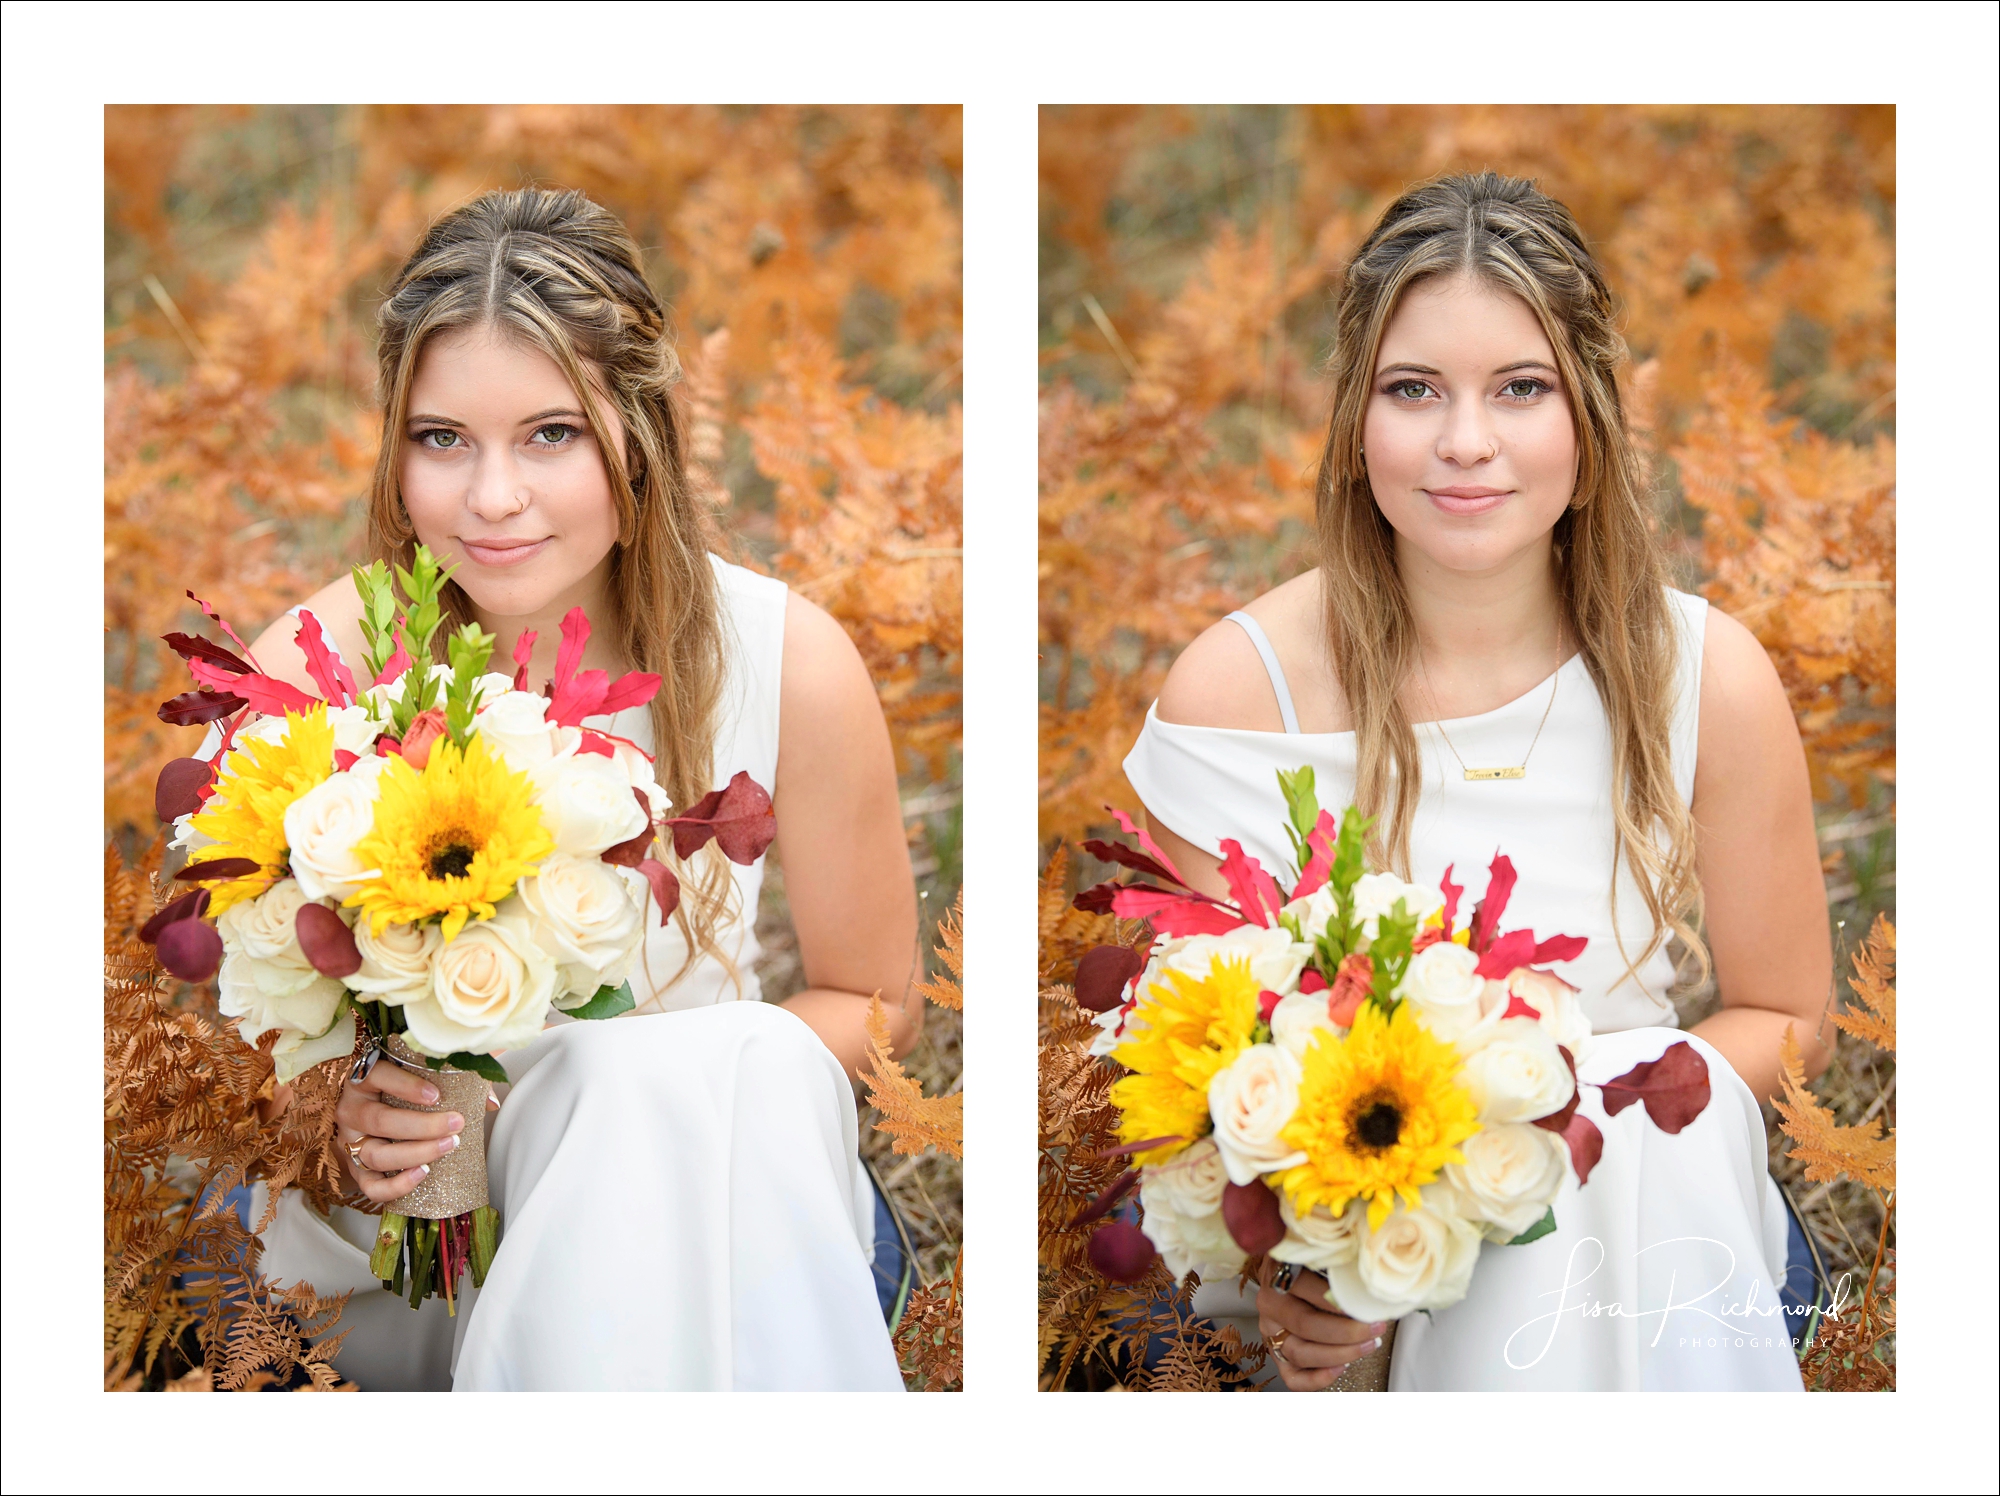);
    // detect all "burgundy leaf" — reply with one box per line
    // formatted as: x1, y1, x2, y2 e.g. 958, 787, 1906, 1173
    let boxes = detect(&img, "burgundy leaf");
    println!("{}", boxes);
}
1221, 1179, 1286, 1255
1468, 852, 1518, 954
636, 858, 682, 925
162, 631, 254, 676
666, 771, 775, 865
599, 811, 657, 869
1532, 932, 1589, 965
1291, 809, 1339, 899
510, 627, 539, 692
1107, 806, 1191, 889
1071, 1170, 1140, 1228
598, 670, 662, 714
158, 689, 247, 726
1072, 882, 1119, 915
1087, 1222, 1158, 1283
1474, 927, 1538, 978
1554, 1113, 1604, 1186
1531, 1045, 1582, 1134
174, 858, 263, 882
1074, 944, 1145, 1012
1599, 1040, 1712, 1133
1089, 1136, 1187, 1161
156, 918, 223, 982
139, 888, 210, 944
1080, 837, 1184, 888
1217, 839, 1284, 927
1439, 862, 1464, 937
155, 757, 215, 822
186, 590, 261, 668
295, 902, 362, 979
293, 608, 357, 708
